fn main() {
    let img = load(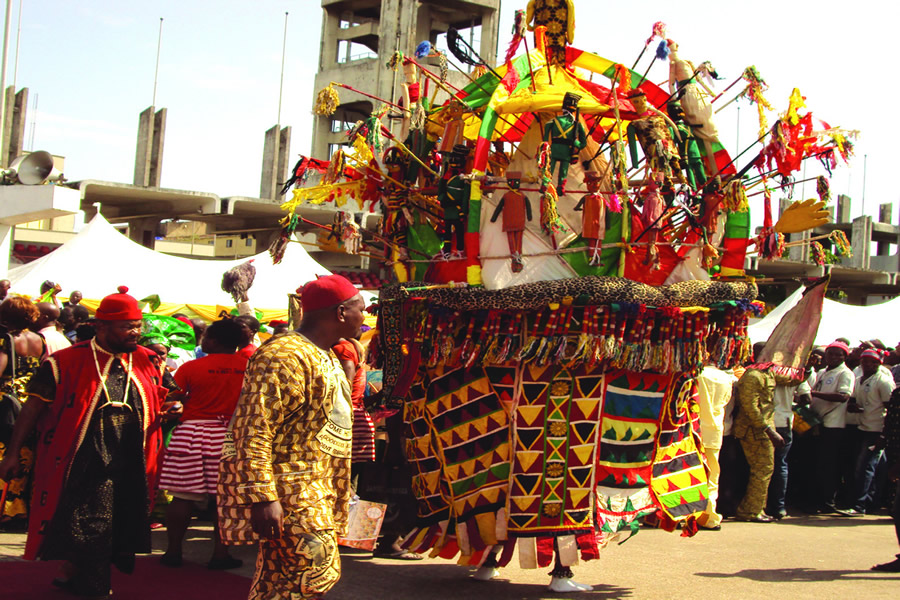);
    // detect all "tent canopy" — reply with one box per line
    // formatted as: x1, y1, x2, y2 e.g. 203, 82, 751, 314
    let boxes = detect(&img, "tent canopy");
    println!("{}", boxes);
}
6, 213, 364, 319
749, 287, 900, 347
